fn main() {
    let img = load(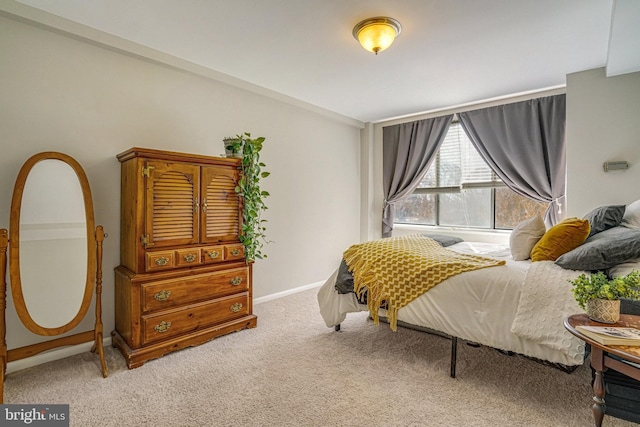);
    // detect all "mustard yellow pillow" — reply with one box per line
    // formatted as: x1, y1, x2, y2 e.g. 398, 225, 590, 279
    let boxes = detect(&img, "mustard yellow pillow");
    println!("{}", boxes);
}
530, 218, 591, 262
